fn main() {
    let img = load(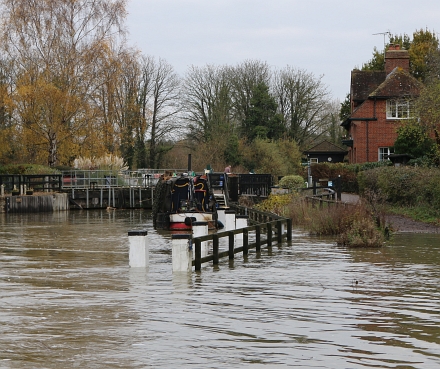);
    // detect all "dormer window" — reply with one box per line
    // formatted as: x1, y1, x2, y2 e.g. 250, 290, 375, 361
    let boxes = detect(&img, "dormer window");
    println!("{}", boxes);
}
386, 99, 414, 119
